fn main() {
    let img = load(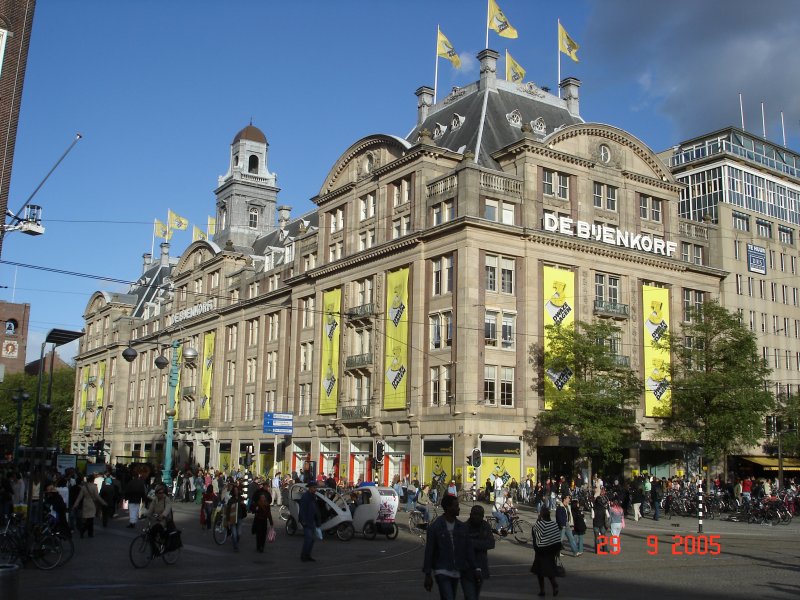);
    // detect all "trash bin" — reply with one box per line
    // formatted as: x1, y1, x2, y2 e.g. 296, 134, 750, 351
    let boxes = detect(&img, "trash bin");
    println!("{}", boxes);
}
0, 563, 19, 600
